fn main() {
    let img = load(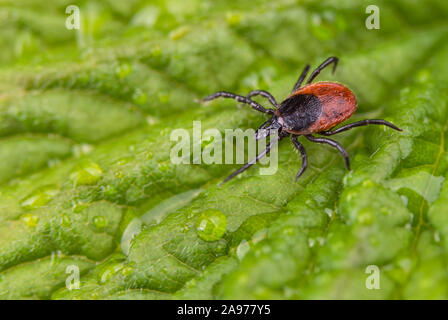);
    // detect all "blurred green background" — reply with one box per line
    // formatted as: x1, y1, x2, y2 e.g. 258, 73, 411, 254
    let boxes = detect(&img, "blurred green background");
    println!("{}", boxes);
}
0, 0, 448, 300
